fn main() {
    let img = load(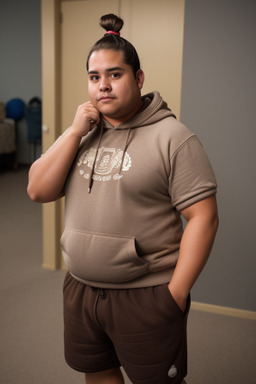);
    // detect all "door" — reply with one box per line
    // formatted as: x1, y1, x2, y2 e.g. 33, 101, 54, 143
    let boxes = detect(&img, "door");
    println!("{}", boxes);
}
41, 0, 185, 270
